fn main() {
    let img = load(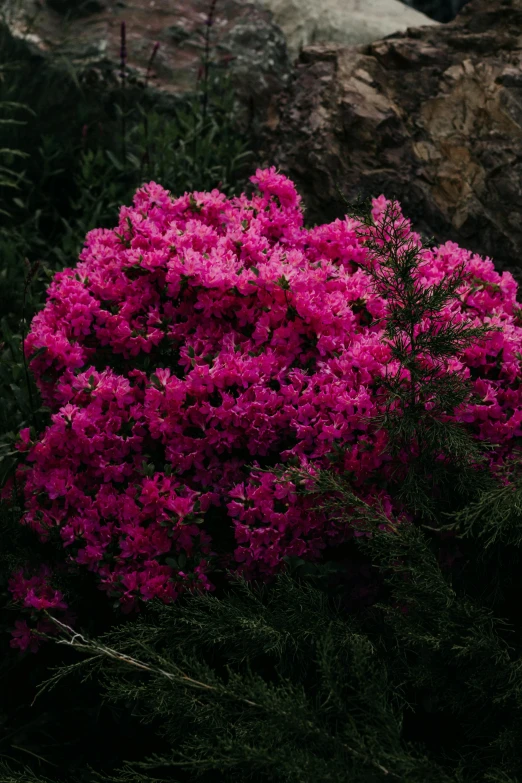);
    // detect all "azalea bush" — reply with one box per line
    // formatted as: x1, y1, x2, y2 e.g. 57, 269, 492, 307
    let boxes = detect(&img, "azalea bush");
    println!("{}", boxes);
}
5, 167, 522, 651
